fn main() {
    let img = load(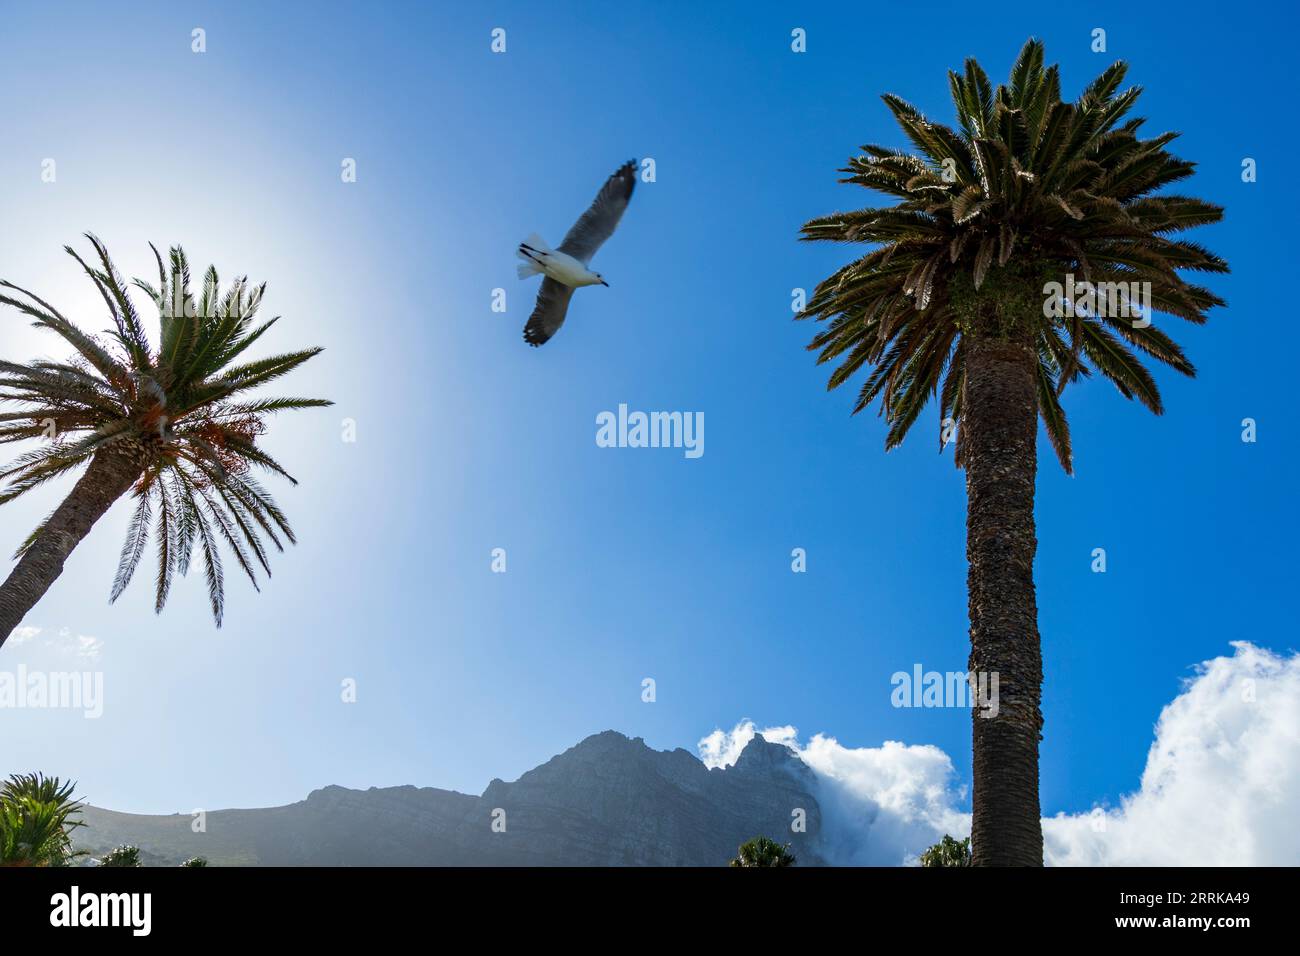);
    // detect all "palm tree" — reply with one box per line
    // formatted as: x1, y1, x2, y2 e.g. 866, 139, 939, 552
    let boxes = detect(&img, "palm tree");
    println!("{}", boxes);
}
798, 40, 1226, 865
920, 834, 972, 867
0, 236, 331, 647
0, 773, 85, 866
1, 771, 80, 807
729, 835, 796, 867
